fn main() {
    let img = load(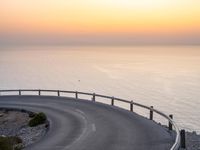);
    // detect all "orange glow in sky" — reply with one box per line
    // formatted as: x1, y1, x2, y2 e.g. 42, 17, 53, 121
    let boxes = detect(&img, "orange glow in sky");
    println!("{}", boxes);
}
0, 0, 200, 45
